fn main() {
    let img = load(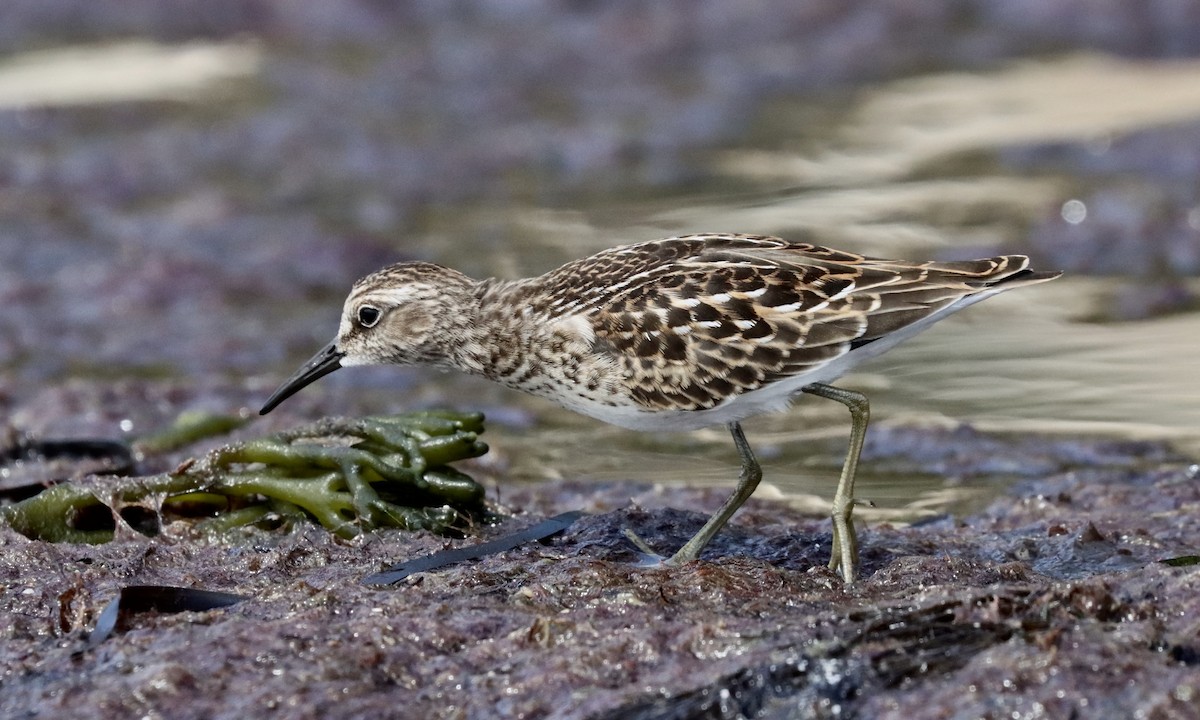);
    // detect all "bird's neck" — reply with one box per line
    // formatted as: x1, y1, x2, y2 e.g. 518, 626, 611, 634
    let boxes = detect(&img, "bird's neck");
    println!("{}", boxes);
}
449, 277, 549, 384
